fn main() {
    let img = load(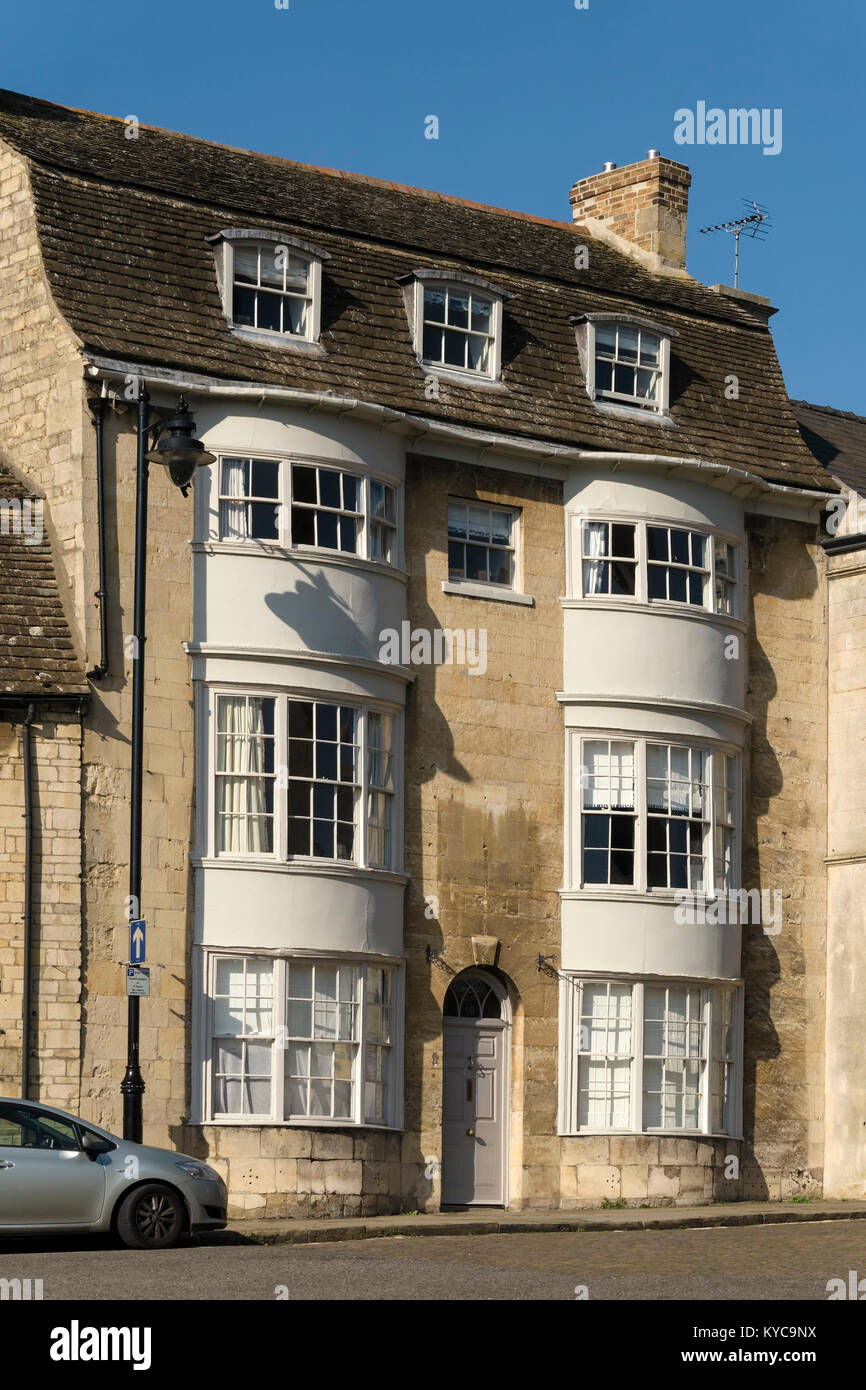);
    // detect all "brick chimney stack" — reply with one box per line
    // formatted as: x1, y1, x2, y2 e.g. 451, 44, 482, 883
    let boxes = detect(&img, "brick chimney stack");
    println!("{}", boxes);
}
569, 153, 692, 275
